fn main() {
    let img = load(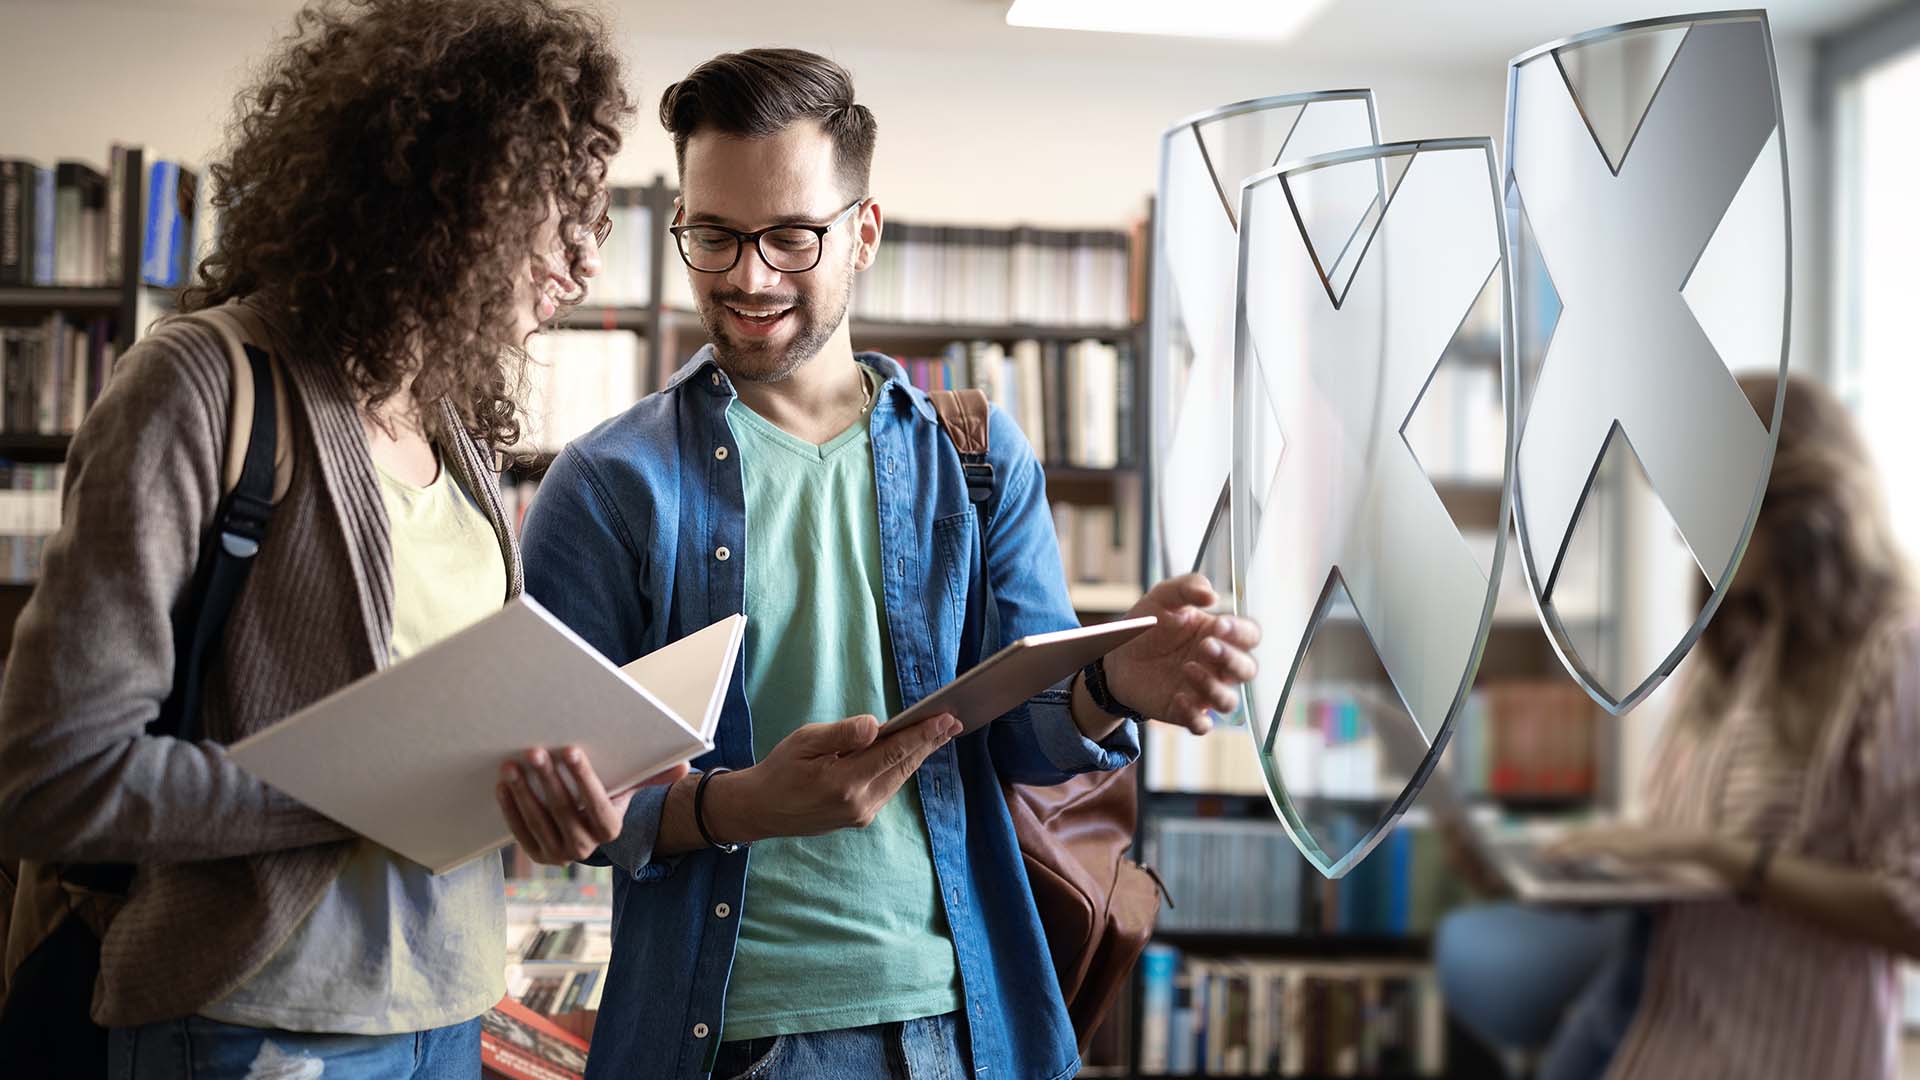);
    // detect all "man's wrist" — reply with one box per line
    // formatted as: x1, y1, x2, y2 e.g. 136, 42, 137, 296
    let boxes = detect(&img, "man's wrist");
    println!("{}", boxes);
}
700, 767, 761, 847
1070, 672, 1126, 743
